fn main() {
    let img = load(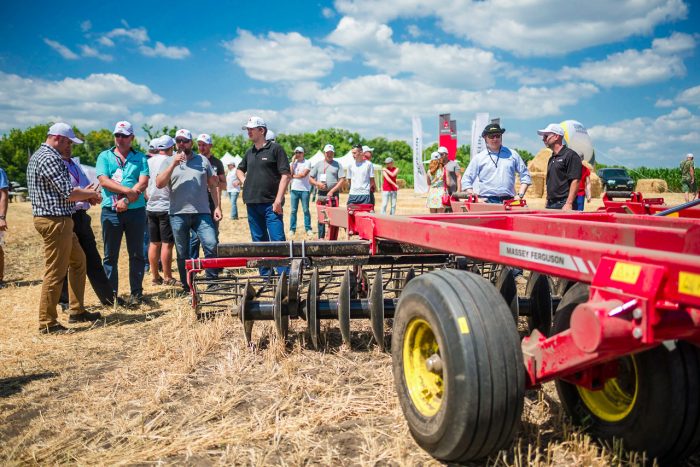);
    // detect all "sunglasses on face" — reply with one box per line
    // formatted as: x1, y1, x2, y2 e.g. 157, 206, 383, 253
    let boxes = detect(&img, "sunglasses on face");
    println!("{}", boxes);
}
176, 138, 191, 144
114, 134, 131, 138
485, 134, 502, 139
